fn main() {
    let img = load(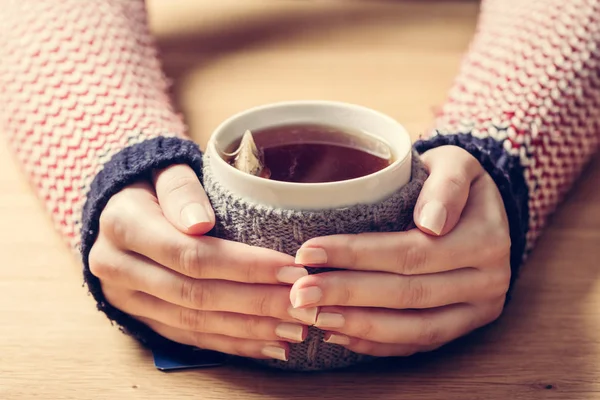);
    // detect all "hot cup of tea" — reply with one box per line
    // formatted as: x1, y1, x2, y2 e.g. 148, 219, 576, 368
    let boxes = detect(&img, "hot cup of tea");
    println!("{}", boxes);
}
205, 101, 413, 210
202, 100, 427, 371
